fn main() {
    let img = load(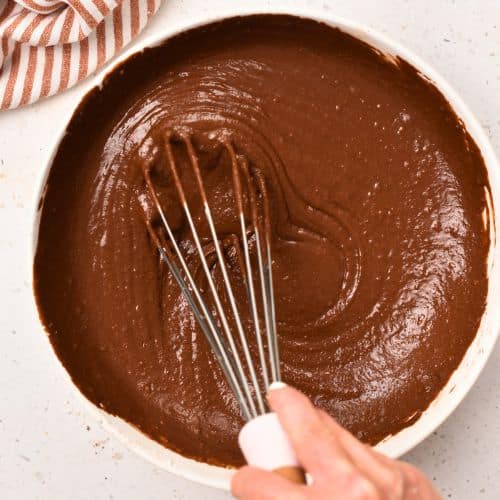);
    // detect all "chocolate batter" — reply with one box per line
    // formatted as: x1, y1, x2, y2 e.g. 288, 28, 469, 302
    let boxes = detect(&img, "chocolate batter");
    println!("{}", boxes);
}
34, 15, 491, 466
